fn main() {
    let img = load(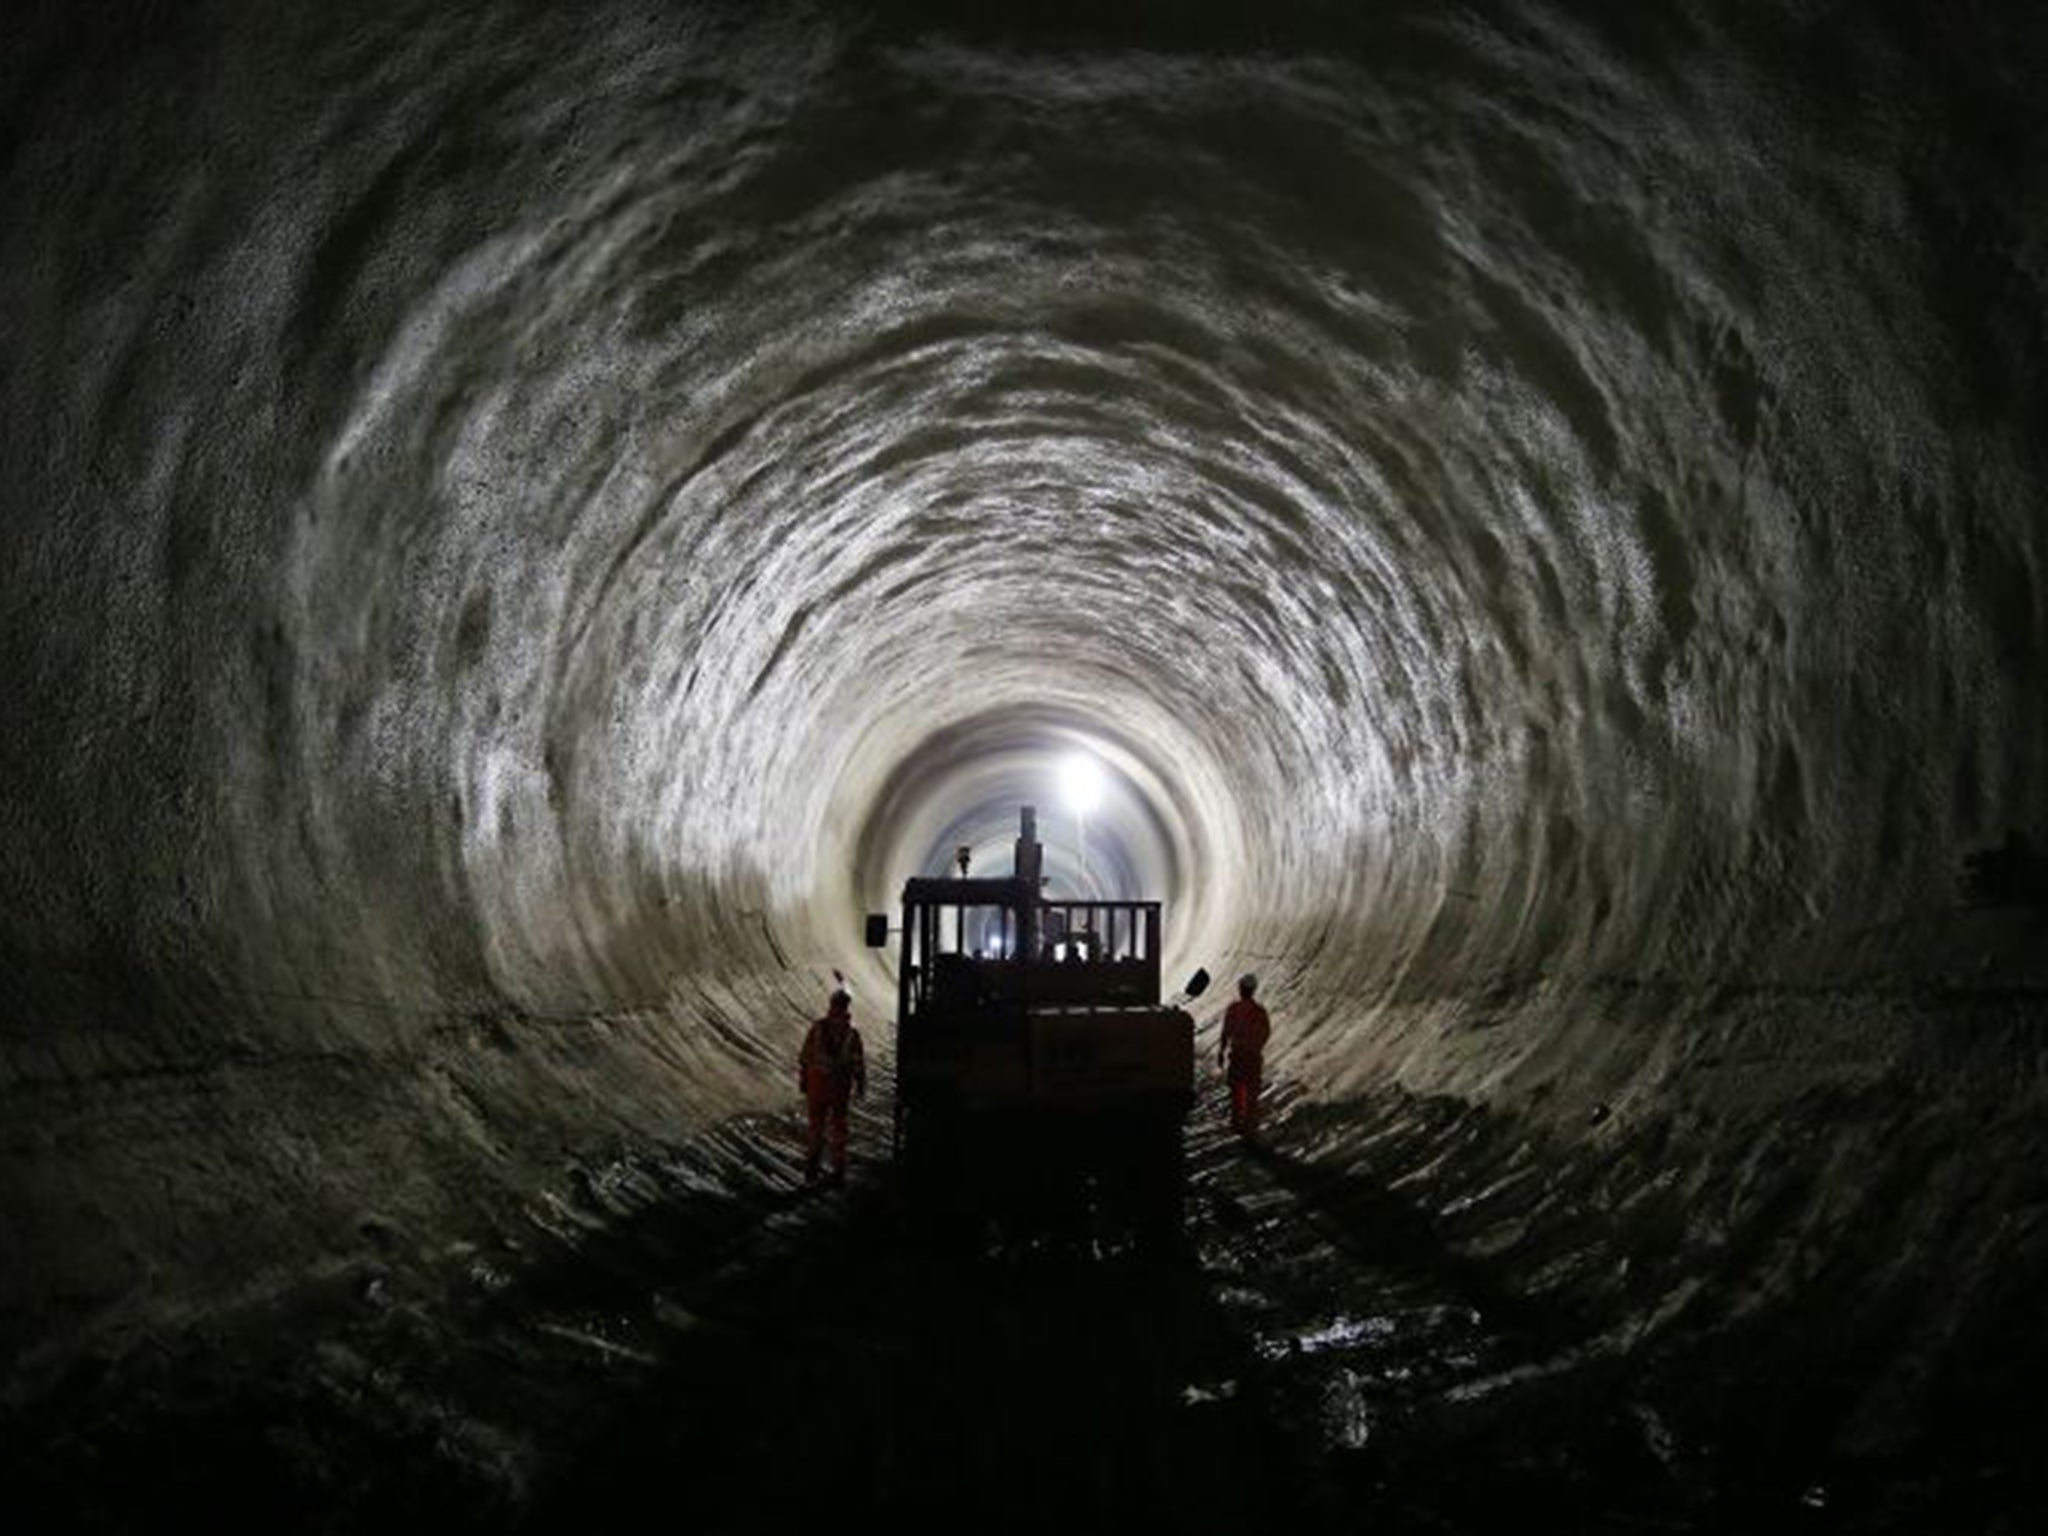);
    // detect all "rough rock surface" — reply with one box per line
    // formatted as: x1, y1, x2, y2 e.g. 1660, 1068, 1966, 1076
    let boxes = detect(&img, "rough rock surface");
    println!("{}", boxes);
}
2, 1, 2044, 1526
